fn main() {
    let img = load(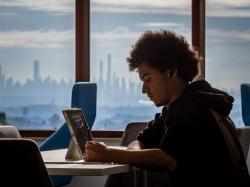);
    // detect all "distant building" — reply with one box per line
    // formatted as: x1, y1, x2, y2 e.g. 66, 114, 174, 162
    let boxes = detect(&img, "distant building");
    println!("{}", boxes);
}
120, 77, 127, 94
33, 60, 41, 83
107, 54, 111, 88
99, 60, 103, 84
129, 79, 135, 95
0, 64, 5, 87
